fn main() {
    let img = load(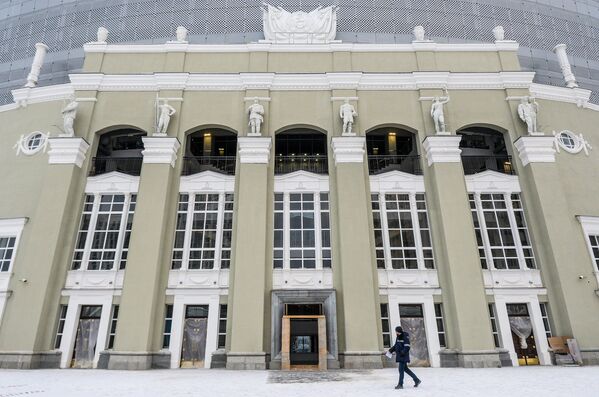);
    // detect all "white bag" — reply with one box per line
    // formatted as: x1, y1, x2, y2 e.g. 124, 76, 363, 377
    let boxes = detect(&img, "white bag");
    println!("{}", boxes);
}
385, 351, 393, 359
